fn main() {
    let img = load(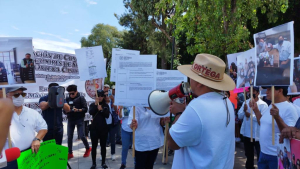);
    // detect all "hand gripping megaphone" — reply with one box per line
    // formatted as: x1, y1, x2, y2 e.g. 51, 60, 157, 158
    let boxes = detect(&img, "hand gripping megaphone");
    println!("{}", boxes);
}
148, 82, 191, 116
